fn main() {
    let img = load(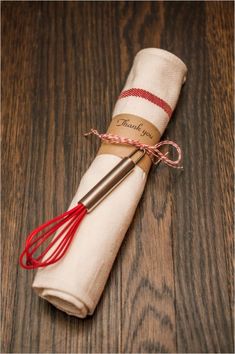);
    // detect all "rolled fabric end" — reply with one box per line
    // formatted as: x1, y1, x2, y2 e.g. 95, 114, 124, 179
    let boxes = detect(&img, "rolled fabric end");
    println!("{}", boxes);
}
32, 48, 187, 318
34, 287, 90, 318
113, 48, 187, 135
